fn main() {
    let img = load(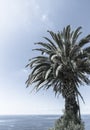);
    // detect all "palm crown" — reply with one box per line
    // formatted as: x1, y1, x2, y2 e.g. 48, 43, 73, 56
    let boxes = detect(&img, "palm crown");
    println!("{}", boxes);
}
26, 25, 90, 101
